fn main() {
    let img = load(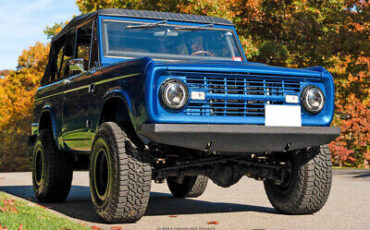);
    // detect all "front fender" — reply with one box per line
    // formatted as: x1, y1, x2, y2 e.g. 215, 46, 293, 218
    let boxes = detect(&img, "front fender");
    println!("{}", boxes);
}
304, 66, 335, 125
99, 88, 133, 121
